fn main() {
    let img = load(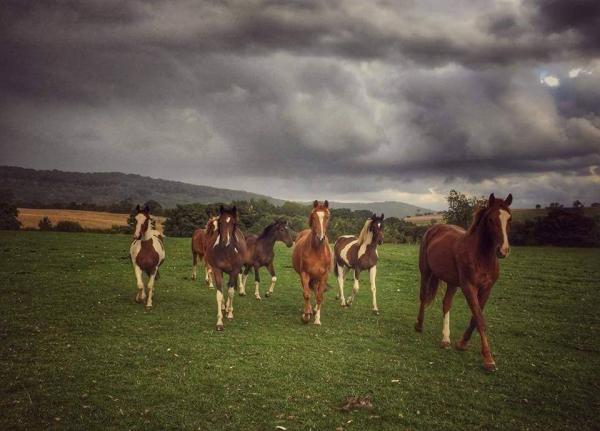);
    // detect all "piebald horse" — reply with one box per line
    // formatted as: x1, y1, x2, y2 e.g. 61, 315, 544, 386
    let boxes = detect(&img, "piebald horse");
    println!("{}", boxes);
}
191, 216, 218, 287
130, 205, 165, 310
415, 193, 513, 371
292, 200, 333, 325
204, 205, 247, 331
334, 214, 384, 314
239, 219, 295, 300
